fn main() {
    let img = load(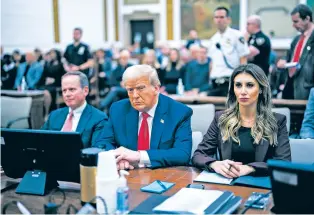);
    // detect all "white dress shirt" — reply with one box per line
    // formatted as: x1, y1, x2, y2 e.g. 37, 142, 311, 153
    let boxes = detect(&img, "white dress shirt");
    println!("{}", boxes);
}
137, 98, 158, 167
208, 27, 250, 78
61, 101, 87, 131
